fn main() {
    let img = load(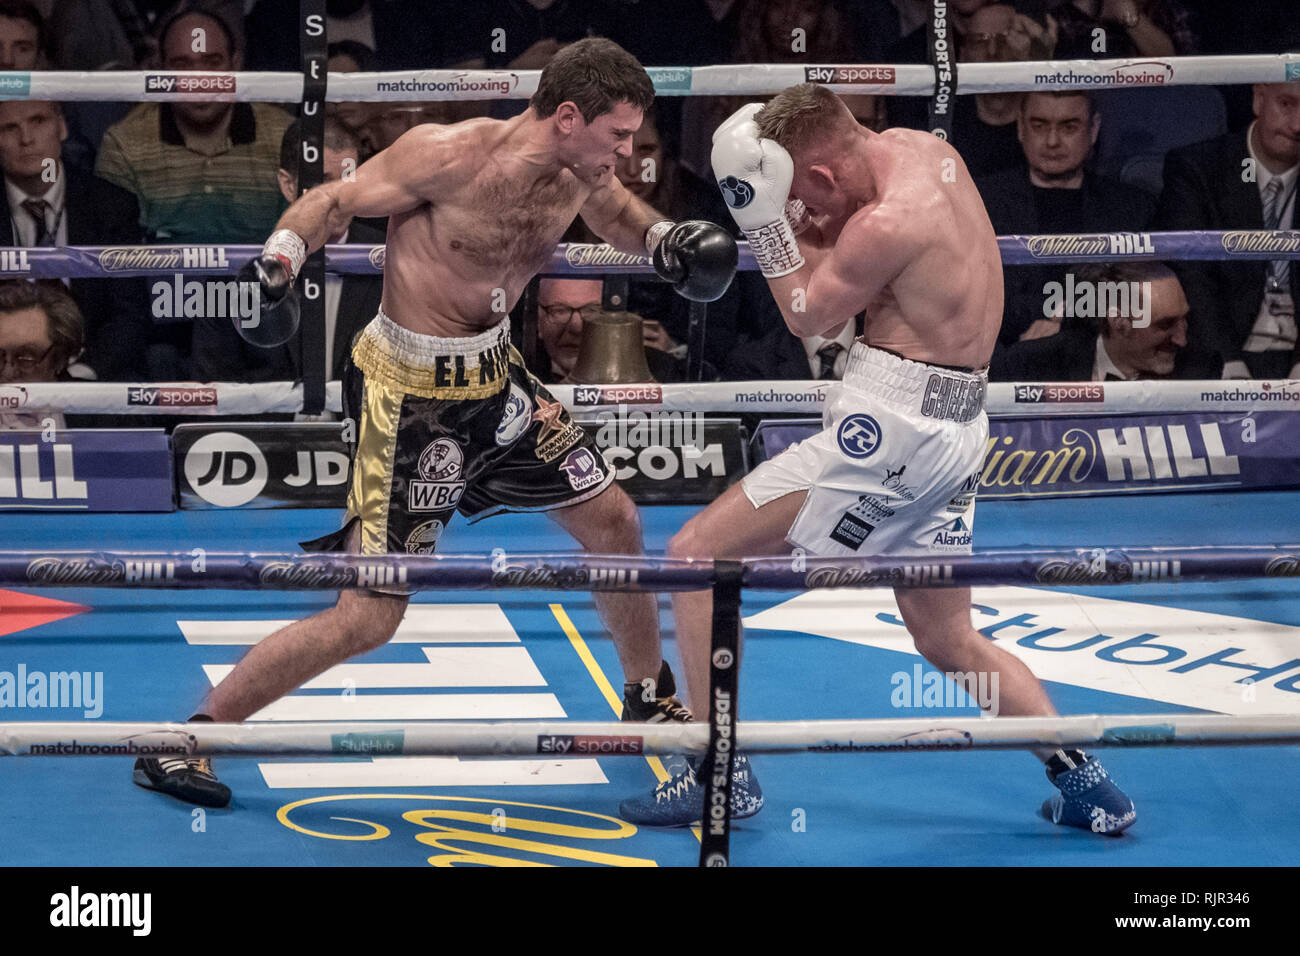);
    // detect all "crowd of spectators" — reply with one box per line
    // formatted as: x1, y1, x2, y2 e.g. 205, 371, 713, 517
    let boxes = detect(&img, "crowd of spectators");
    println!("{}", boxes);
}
0, 0, 1296, 412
